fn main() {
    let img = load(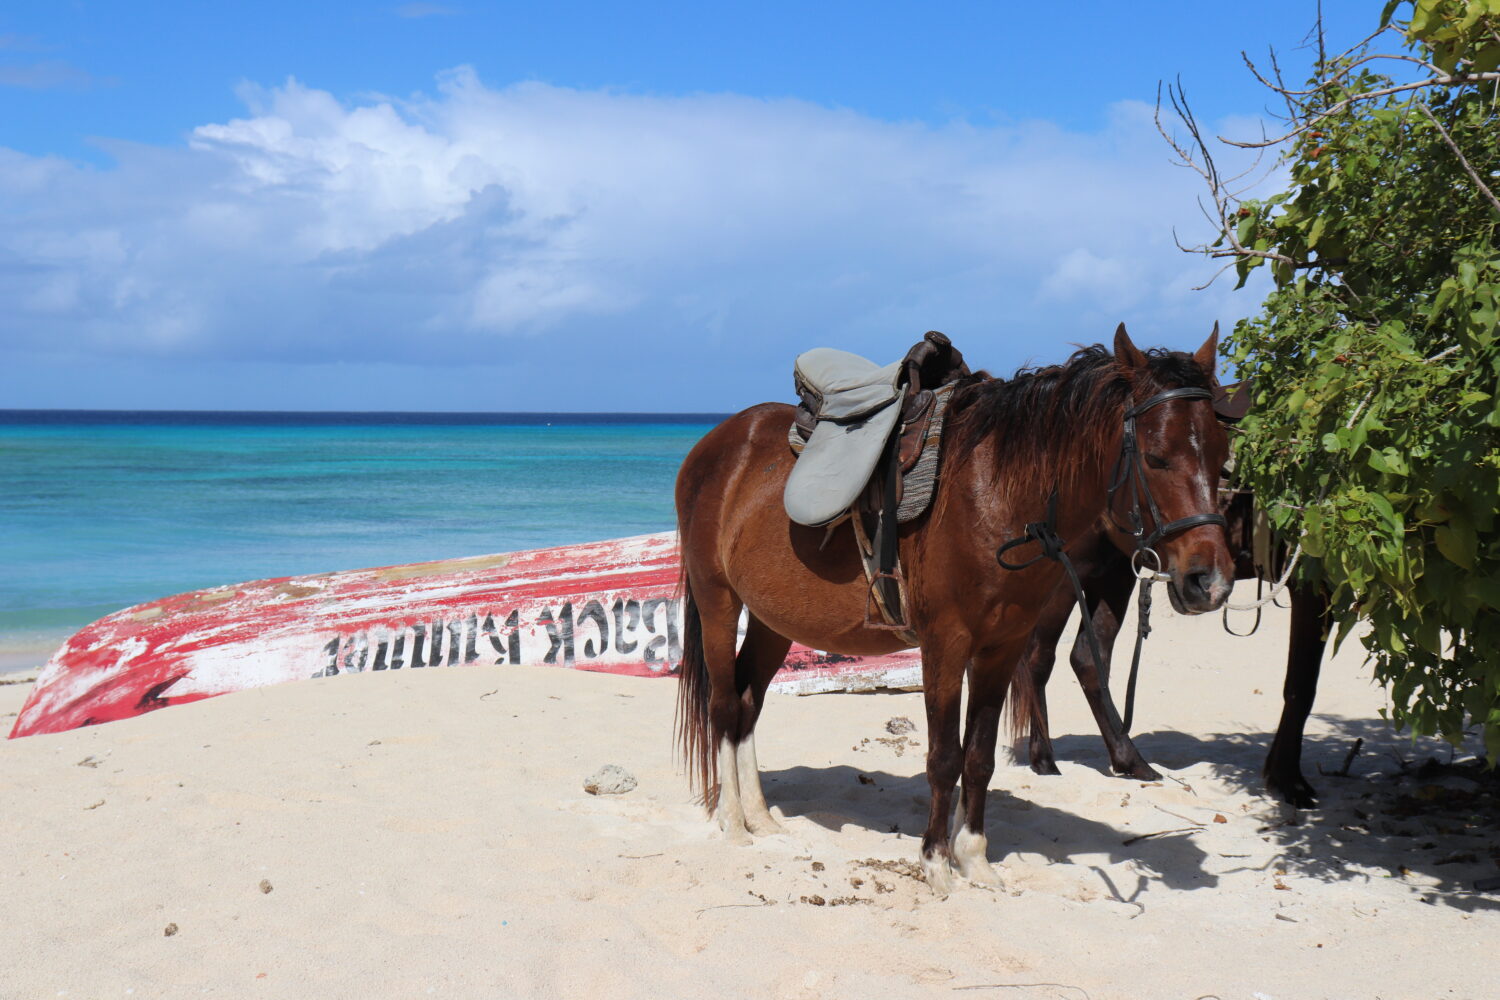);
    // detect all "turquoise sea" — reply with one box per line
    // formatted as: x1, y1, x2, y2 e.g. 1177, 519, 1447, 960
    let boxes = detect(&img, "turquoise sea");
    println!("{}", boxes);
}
0, 411, 722, 672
